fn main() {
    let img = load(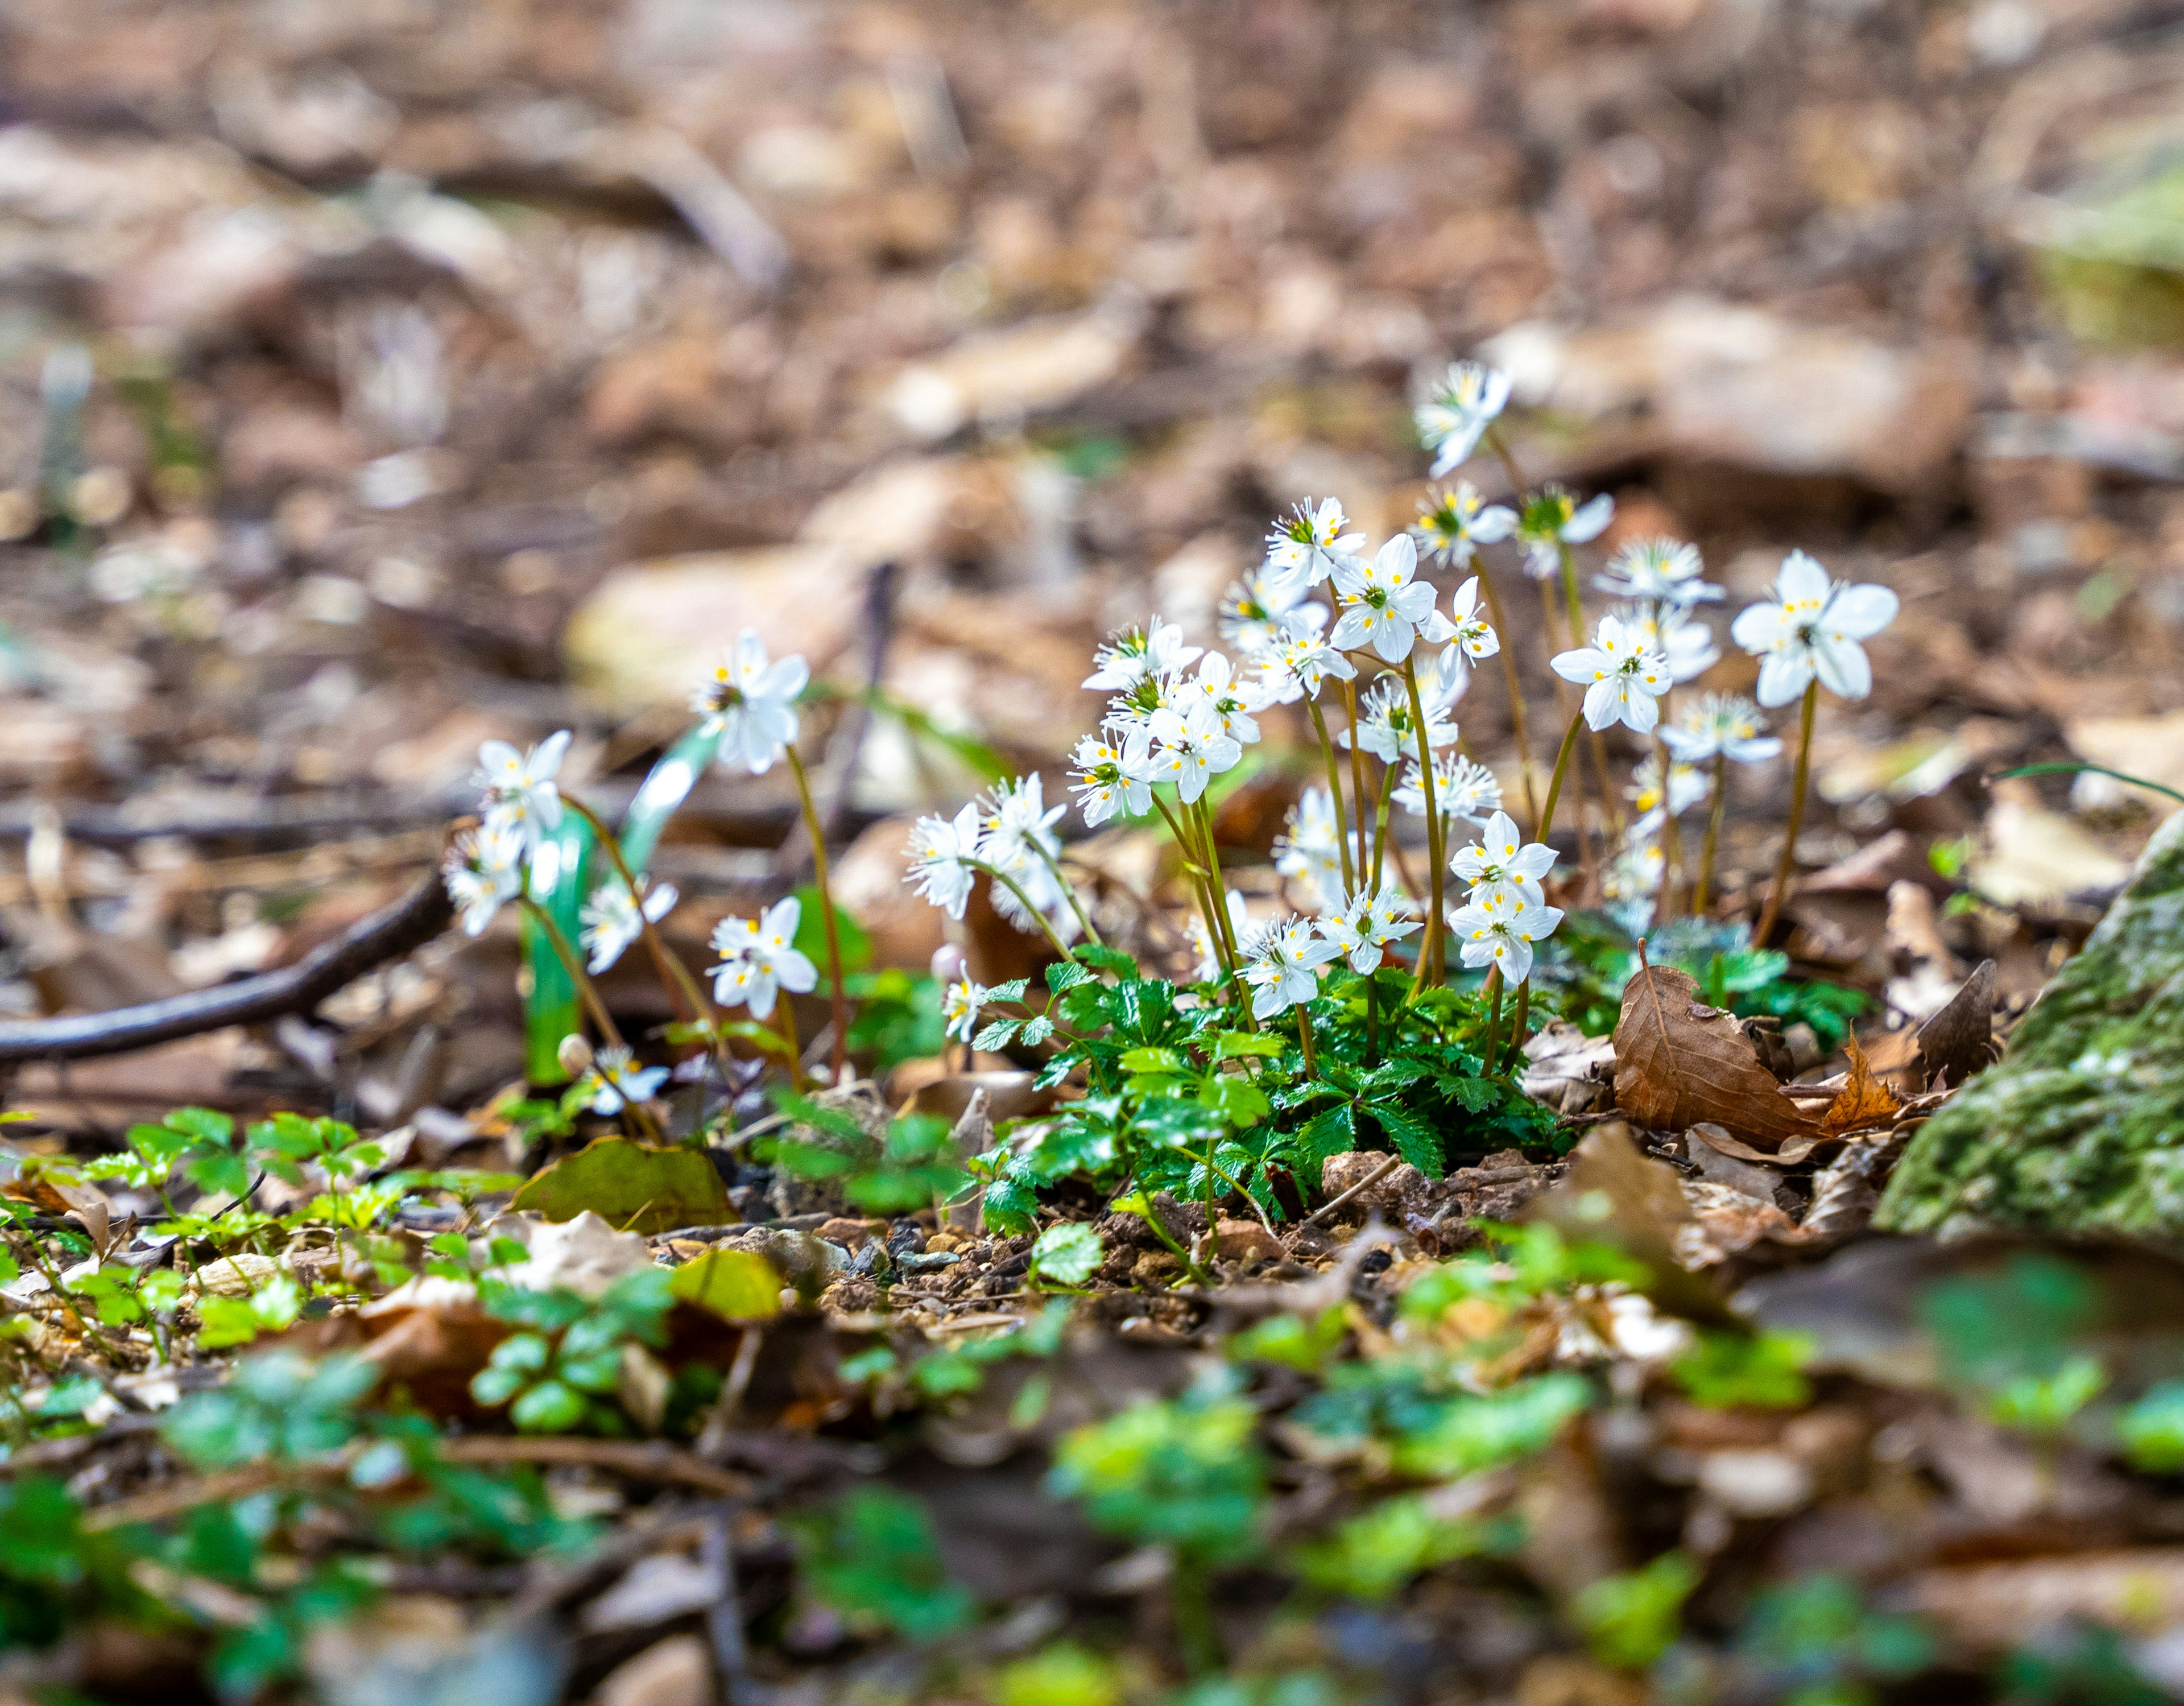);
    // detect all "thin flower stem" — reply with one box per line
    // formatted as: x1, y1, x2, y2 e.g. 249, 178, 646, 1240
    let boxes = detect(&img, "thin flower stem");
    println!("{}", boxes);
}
562, 798, 726, 1063
975, 860, 1081, 964
1754, 681, 1819, 946
784, 749, 850, 1084
1557, 540, 1587, 661
1536, 575, 1616, 854
1401, 659, 1446, 992
1192, 799, 1259, 1030
775, 995, 806, 1093
1369, 764, 1397, 895
1029, 838, 1105, 947
1293, 1001, 1320, 1079
1692, 753, 1730, 917
1481, 965, 1503, 1065
1653, 730, 1684, 916
1536, 709, 1588, 848
519, 895, 628, 1055
1470, 569, 1541, 832
1501, 980, 1531, 1074
1305, 699, 1355, 898
1341, 679, 1372, 889
1151, 793, 1231, 979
